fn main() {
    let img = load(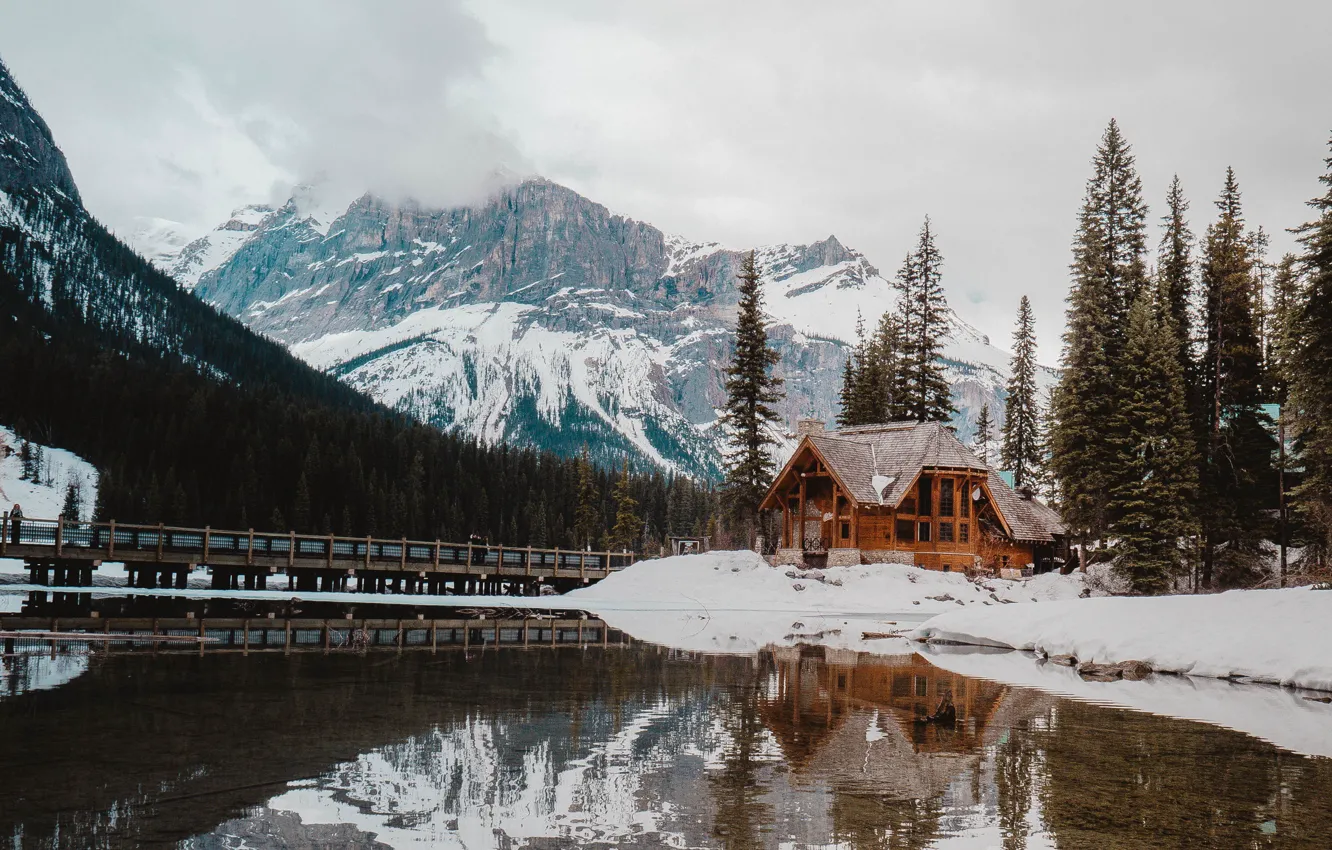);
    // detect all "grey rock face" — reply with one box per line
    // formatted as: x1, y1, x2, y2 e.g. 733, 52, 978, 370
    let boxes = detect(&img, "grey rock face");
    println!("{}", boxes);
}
191, 178, 1048, 479
0, 58, 80, 201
